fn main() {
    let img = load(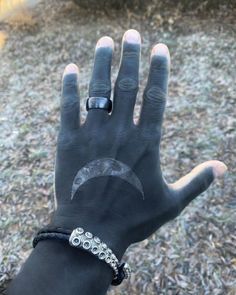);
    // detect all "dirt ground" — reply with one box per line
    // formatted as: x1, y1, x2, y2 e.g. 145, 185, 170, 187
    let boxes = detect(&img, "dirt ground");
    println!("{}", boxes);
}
0, 1, 235, 294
